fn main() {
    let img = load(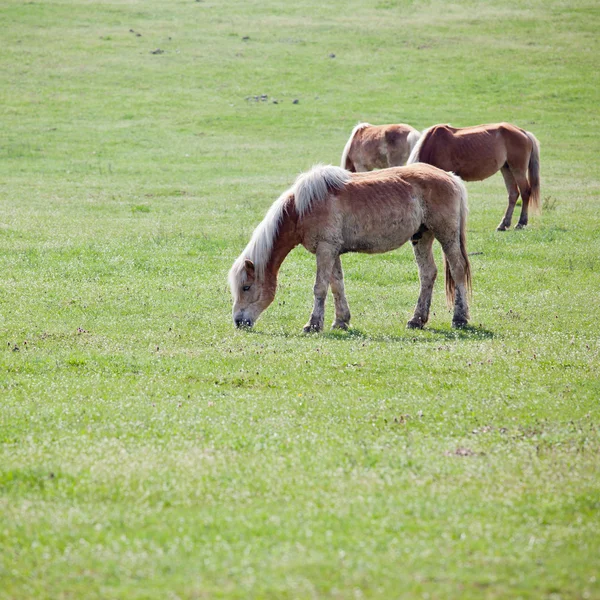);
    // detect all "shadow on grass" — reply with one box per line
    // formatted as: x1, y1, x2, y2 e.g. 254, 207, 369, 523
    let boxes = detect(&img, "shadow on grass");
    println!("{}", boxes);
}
244, 323, 495, 343
323, 324, 495, 343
